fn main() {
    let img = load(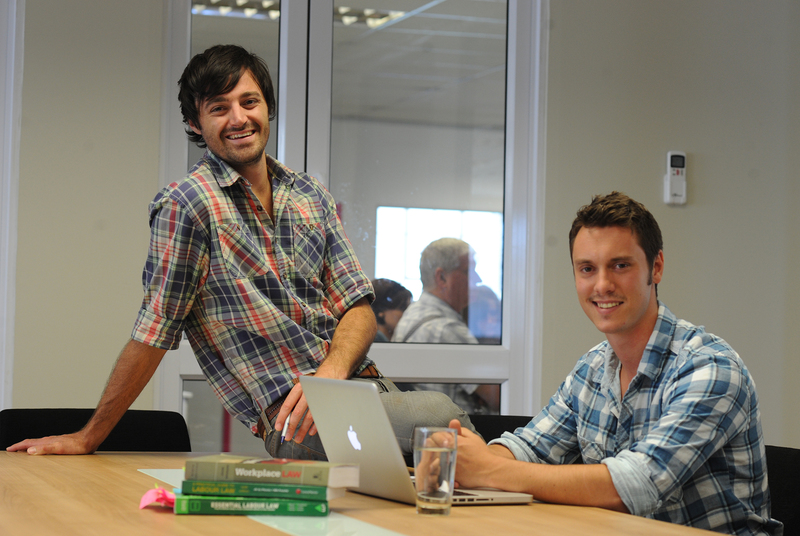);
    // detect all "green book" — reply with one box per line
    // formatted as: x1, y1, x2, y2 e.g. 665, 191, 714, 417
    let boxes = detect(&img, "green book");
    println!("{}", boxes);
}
180, 480, 346, 501
184, 454, 359, 487
173, 494, 329, 516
